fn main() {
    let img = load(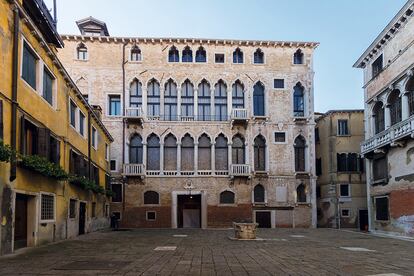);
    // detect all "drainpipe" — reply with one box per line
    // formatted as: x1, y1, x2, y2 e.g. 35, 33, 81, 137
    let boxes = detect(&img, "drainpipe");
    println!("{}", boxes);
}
122, 43, 127, 216
10, 5, 19, 182
88, 112, 91, 180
